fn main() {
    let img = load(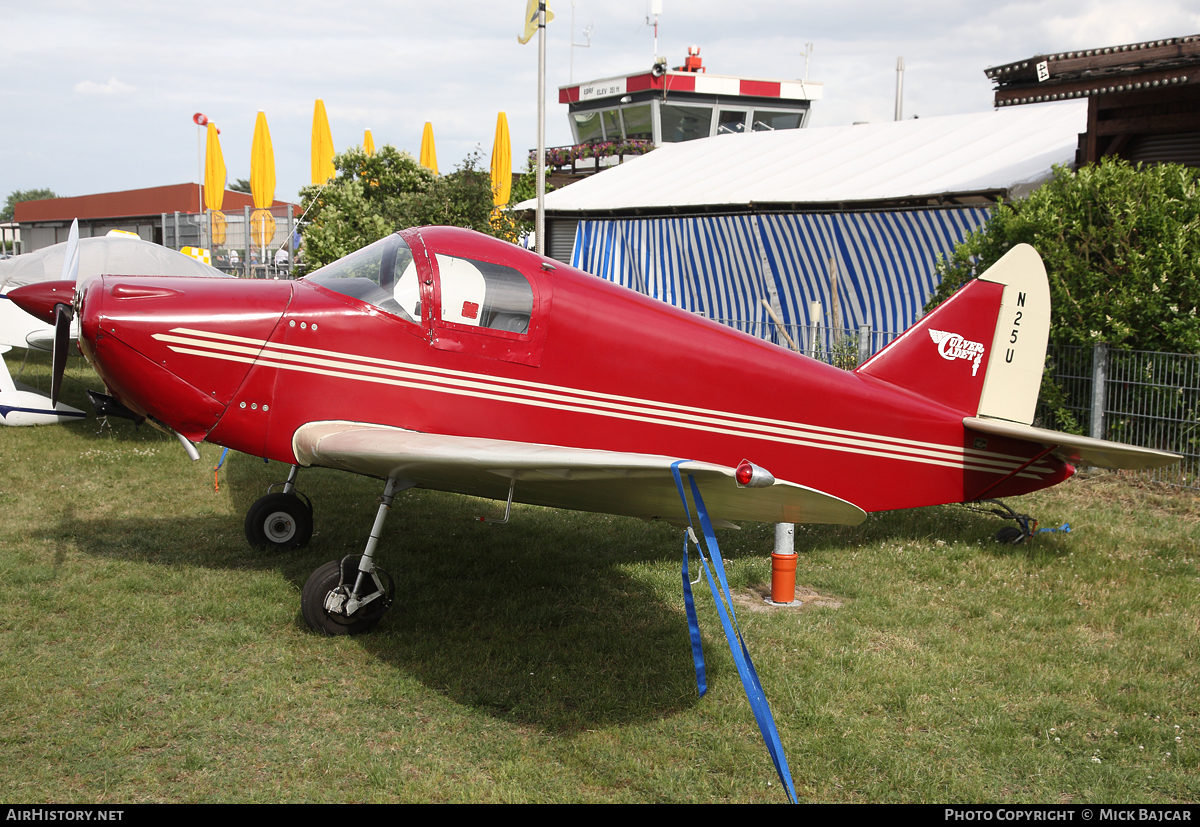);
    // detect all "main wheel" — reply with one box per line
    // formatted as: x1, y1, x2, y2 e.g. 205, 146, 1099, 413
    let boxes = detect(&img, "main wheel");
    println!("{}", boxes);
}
244, 493, 313, 551
301, 557, 394, 636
